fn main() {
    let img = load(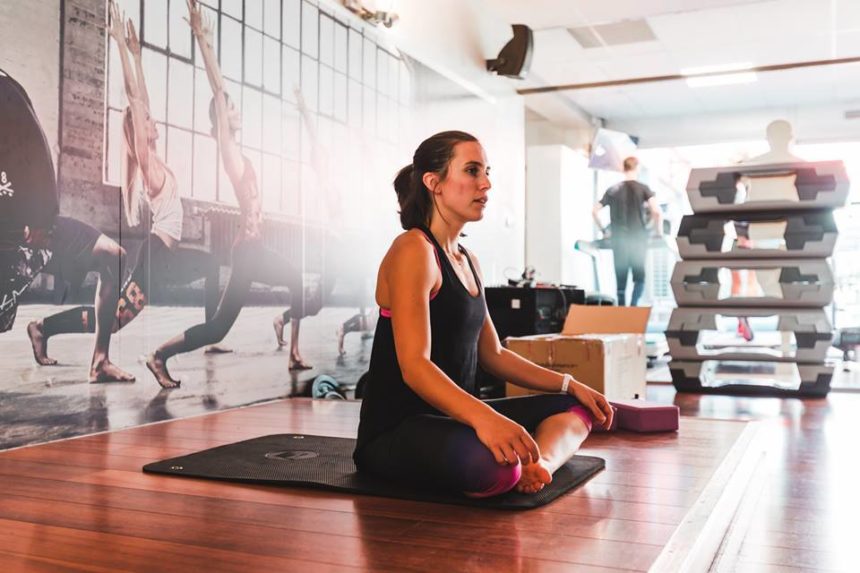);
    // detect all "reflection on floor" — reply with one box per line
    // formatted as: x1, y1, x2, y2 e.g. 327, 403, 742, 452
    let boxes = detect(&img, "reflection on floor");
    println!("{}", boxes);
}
1, 305, 373, 450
